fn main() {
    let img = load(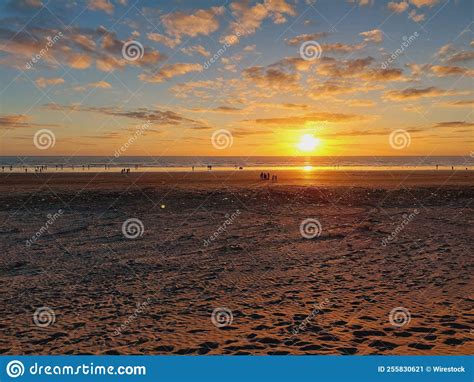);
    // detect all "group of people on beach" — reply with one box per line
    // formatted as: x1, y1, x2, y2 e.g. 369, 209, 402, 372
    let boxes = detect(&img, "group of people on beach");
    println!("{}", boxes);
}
260, 172, 277, 182
121, 168, 131, 174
